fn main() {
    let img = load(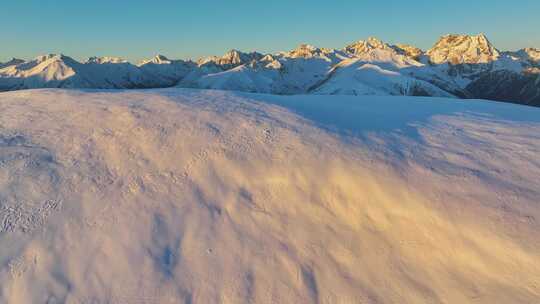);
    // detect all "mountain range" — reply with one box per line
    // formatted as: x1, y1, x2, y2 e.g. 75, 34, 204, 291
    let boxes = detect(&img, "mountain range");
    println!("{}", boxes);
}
1, 34, 539, 106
